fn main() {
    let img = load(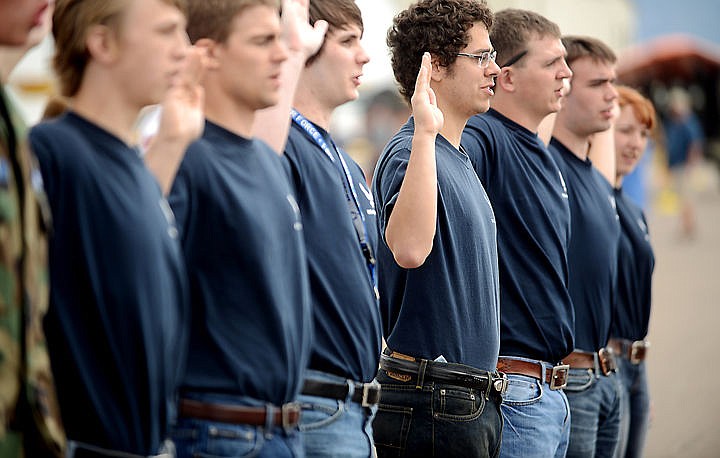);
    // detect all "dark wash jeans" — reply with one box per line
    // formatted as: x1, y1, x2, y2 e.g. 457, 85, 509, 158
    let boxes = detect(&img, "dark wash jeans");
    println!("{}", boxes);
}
373, 369, 503, 458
